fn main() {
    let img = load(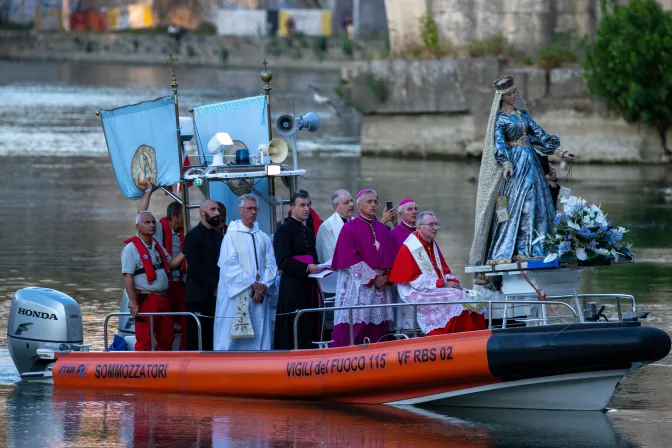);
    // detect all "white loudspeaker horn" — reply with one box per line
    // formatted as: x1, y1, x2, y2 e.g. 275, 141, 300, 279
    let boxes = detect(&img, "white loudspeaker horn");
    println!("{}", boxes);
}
266, 138, 288, 164
275, 114, 296, 136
